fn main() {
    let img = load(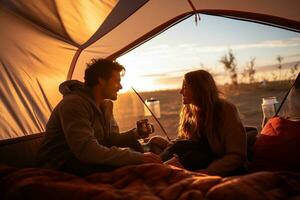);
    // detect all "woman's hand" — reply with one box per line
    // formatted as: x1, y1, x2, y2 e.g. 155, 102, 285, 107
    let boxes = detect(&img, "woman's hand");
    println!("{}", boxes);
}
142, 152, 162, 163
164, 154, 184, 168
